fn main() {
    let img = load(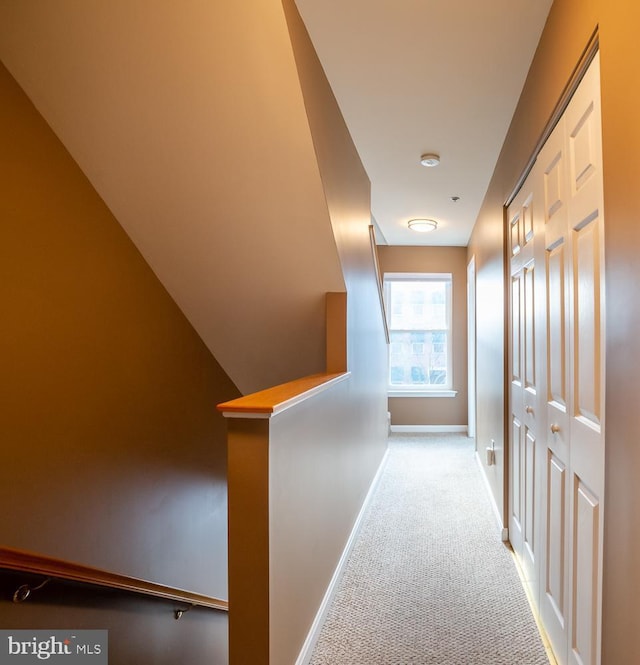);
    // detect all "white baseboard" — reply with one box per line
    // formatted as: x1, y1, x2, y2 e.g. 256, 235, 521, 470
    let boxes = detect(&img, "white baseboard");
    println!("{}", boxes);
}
474, 450, 509, 541
390, 424, 467, 433
295, 447, 390, 665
